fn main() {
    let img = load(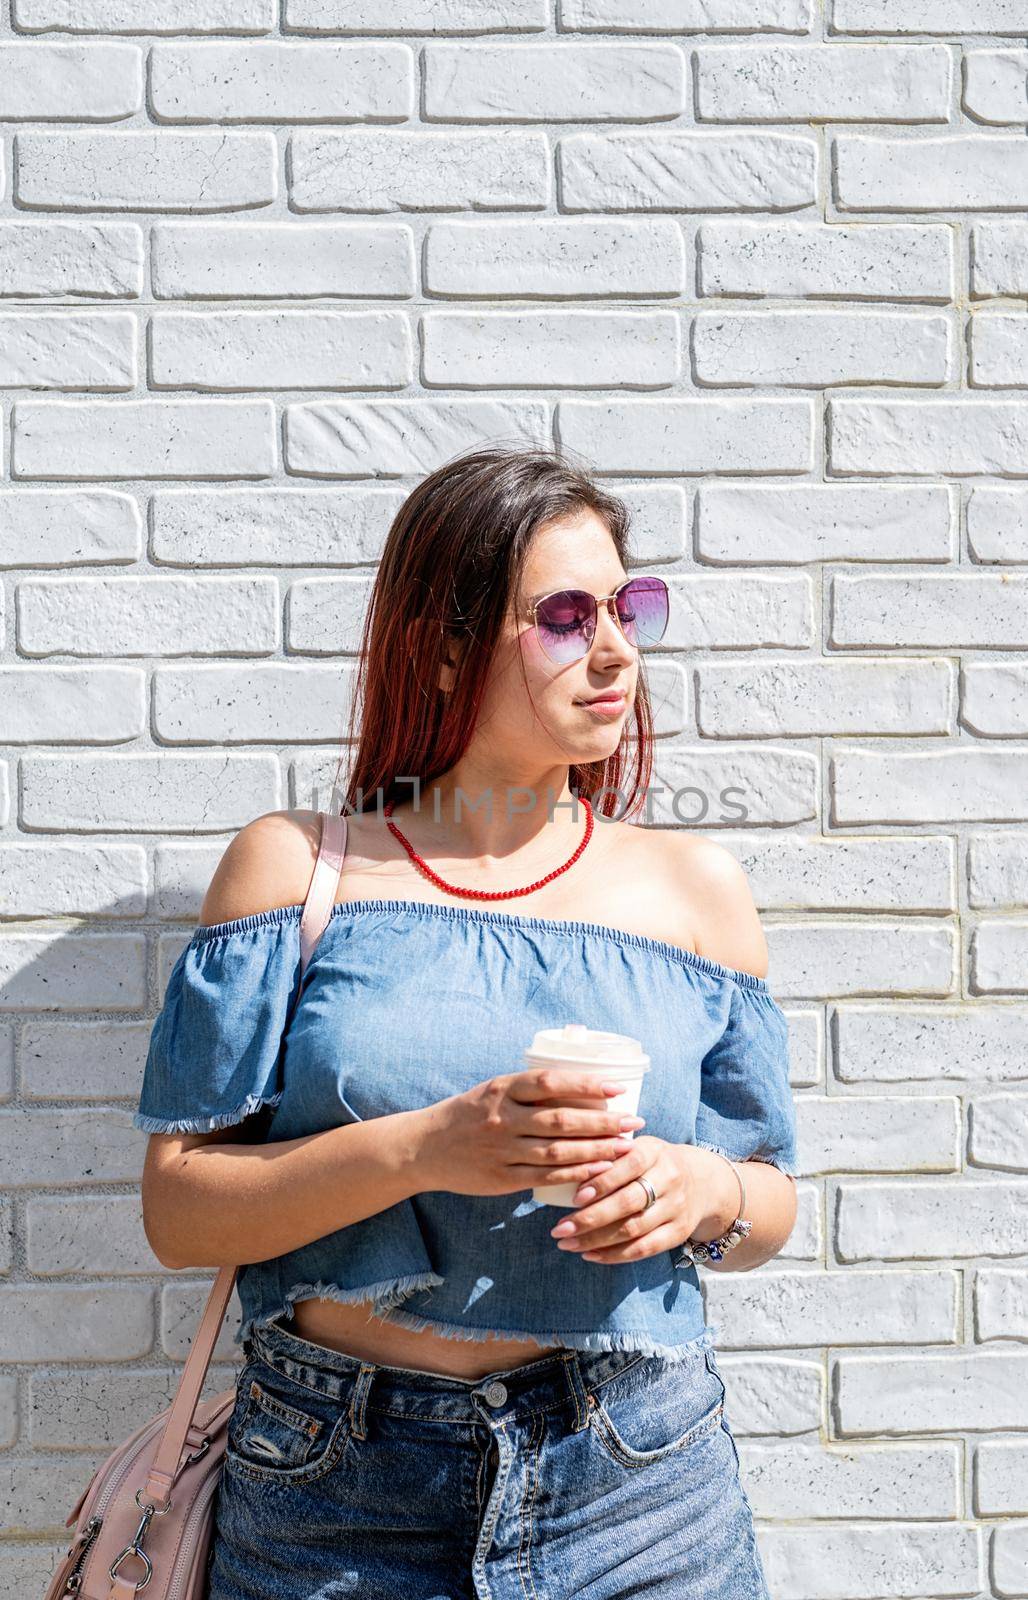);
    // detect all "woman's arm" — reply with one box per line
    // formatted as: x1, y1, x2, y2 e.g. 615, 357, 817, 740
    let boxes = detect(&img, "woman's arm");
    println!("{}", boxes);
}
141, 810, 435, 1270
671, 830, 799, 1272
142, 1108, 435, 1271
